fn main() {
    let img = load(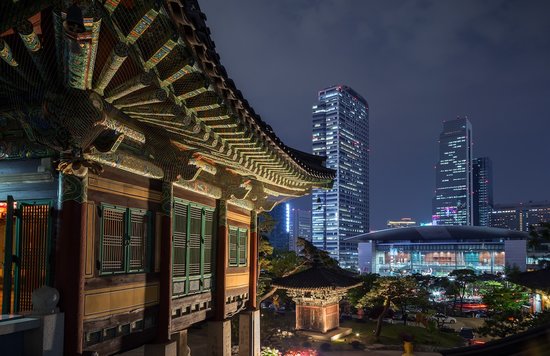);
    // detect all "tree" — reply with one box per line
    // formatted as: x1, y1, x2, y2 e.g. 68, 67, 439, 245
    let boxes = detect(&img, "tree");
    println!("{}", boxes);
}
449, 269, 476, 312
482, 281, 528, 314
347, 273, 378, 307
357, 276, 428, 340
